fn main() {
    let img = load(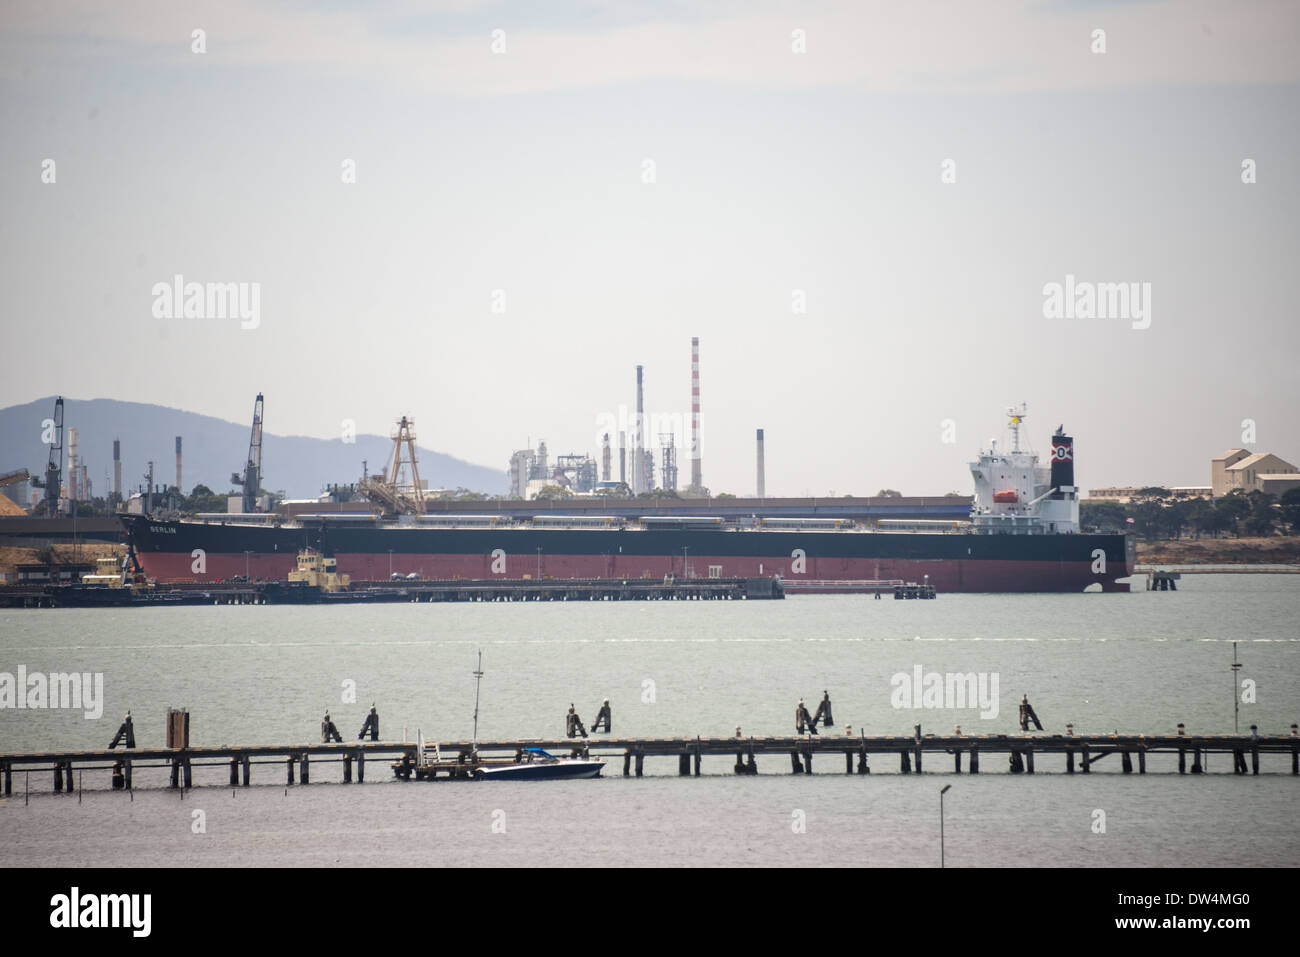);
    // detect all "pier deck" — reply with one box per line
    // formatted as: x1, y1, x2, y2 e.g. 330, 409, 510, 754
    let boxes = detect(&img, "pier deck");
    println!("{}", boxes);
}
3, 729, 1296, 792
